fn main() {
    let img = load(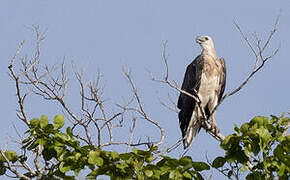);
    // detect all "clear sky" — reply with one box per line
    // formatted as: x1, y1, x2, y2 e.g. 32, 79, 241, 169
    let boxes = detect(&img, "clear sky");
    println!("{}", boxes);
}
1, 0, 290, 179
